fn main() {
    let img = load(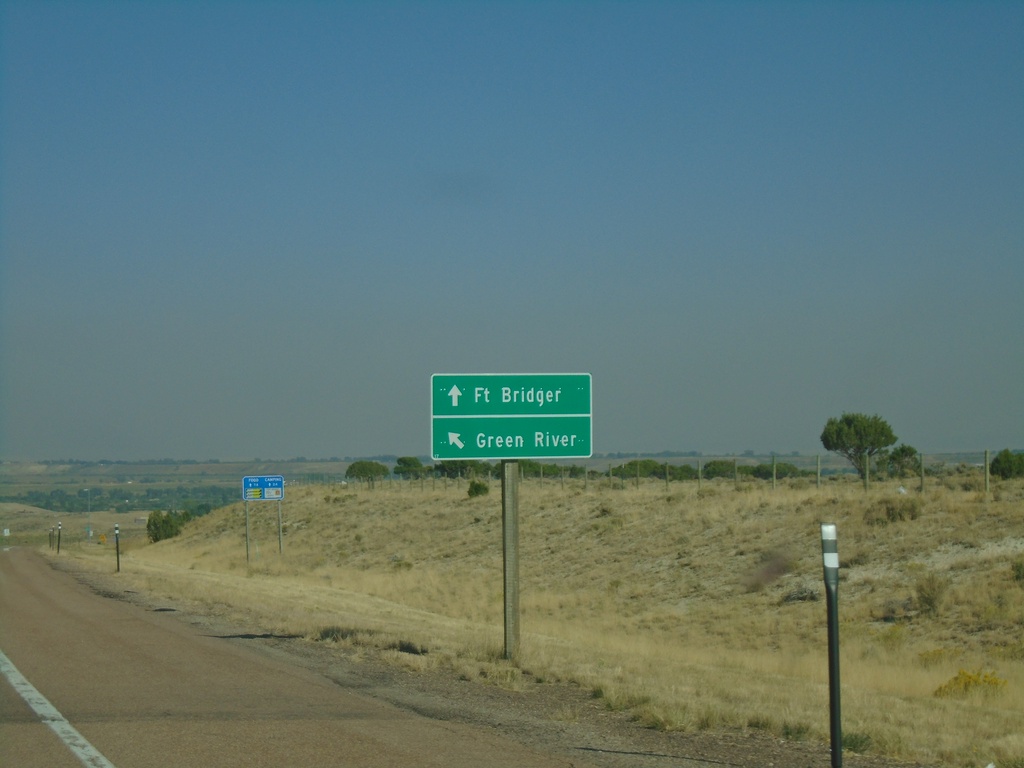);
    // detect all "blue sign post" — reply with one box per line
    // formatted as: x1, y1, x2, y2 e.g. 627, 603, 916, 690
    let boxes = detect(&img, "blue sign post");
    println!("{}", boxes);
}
241, 475, 285, 561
